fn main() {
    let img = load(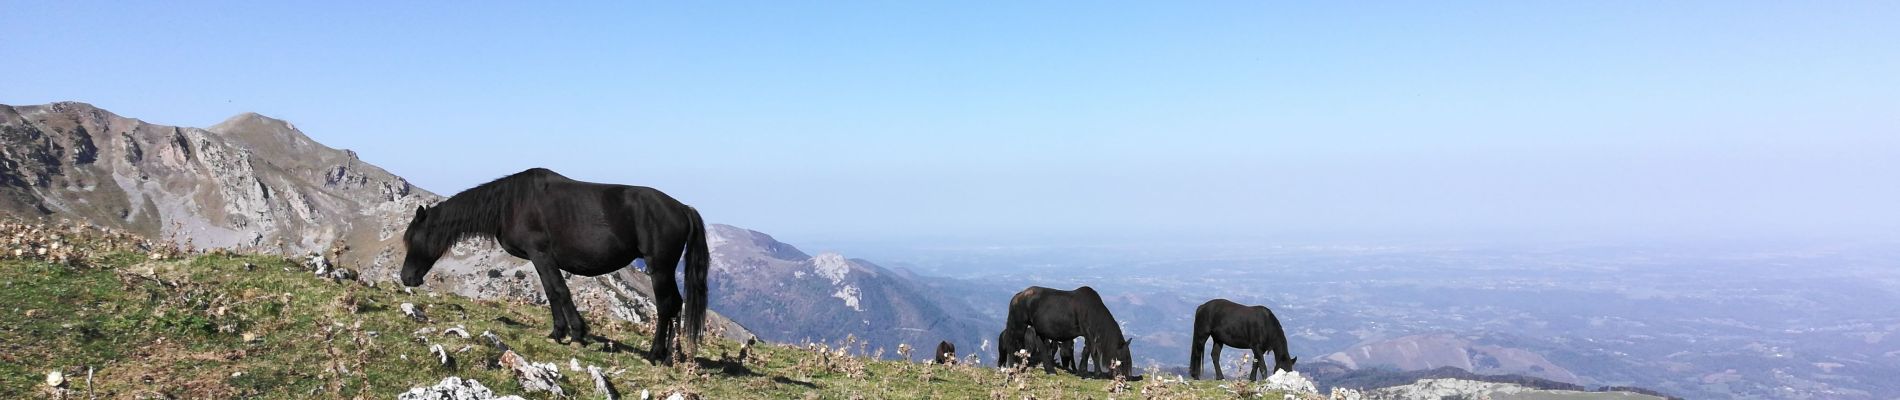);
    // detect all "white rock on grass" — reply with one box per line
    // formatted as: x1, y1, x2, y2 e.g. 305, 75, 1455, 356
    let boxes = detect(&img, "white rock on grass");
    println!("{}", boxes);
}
1328, 387, 1365, 400
1261, 369, 1318, 395
442, 326, 471, 339
498, 350, 564, 396
430, 344, 451, 367
588, 365, 619, 400
401, 303, 428, 322
397, 376, 528, 400
481, 330, 510, 352
307, 253, 330, 275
